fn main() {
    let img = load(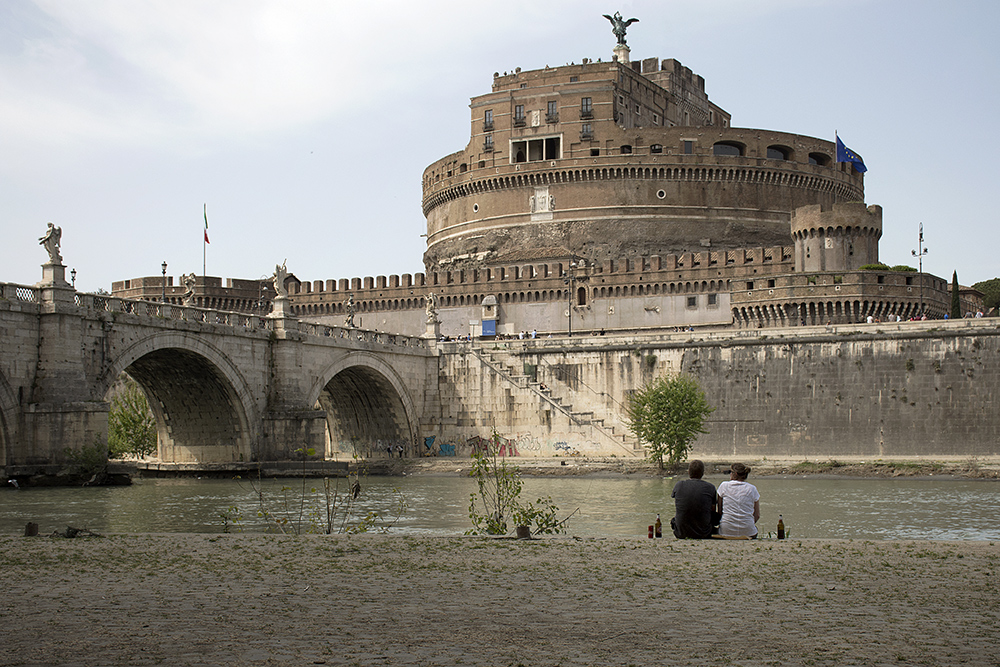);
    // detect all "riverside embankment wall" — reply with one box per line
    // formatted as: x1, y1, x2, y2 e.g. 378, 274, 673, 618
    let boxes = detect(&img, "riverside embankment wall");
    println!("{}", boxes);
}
432, 319, 1000, 459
